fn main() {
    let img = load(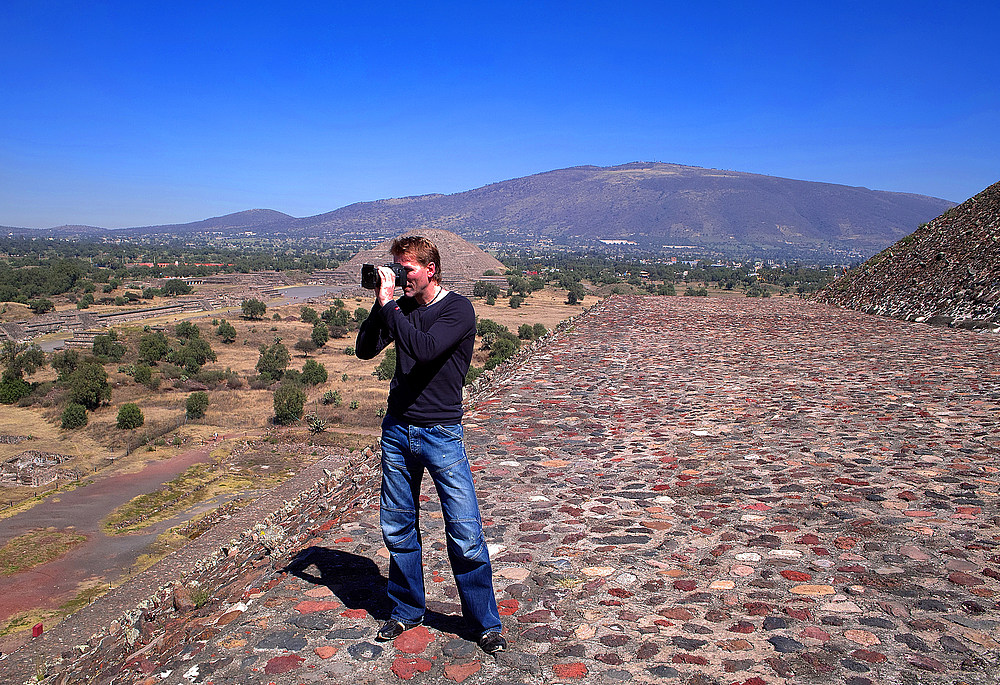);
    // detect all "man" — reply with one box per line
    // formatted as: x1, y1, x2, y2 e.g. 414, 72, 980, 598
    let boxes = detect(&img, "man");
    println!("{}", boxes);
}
355, 235, 506, 655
